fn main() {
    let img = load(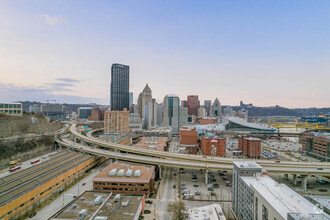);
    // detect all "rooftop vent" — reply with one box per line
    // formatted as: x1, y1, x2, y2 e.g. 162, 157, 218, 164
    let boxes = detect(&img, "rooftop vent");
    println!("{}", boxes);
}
114, 194, 121, 202
126, 169, 133, 177
134, 170, 141, 177
149, 145, 157, 150
109, 168, 117, 176
117, 169, 125, 177
122, 199, 129, 207
94, 196, 103, 205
